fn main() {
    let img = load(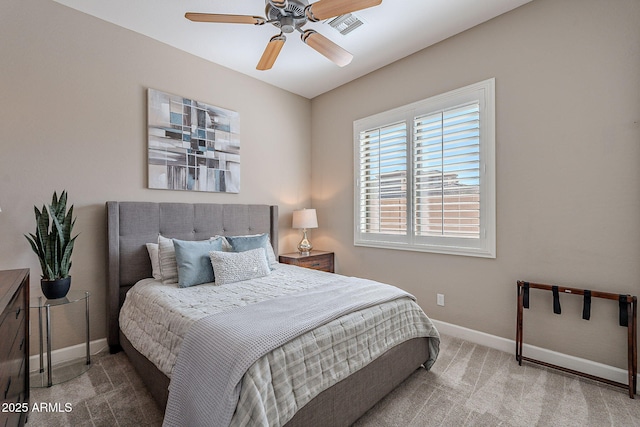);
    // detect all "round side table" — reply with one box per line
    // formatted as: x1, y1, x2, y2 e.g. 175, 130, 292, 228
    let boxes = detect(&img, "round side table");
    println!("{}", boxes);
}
29, 290, 91, 387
